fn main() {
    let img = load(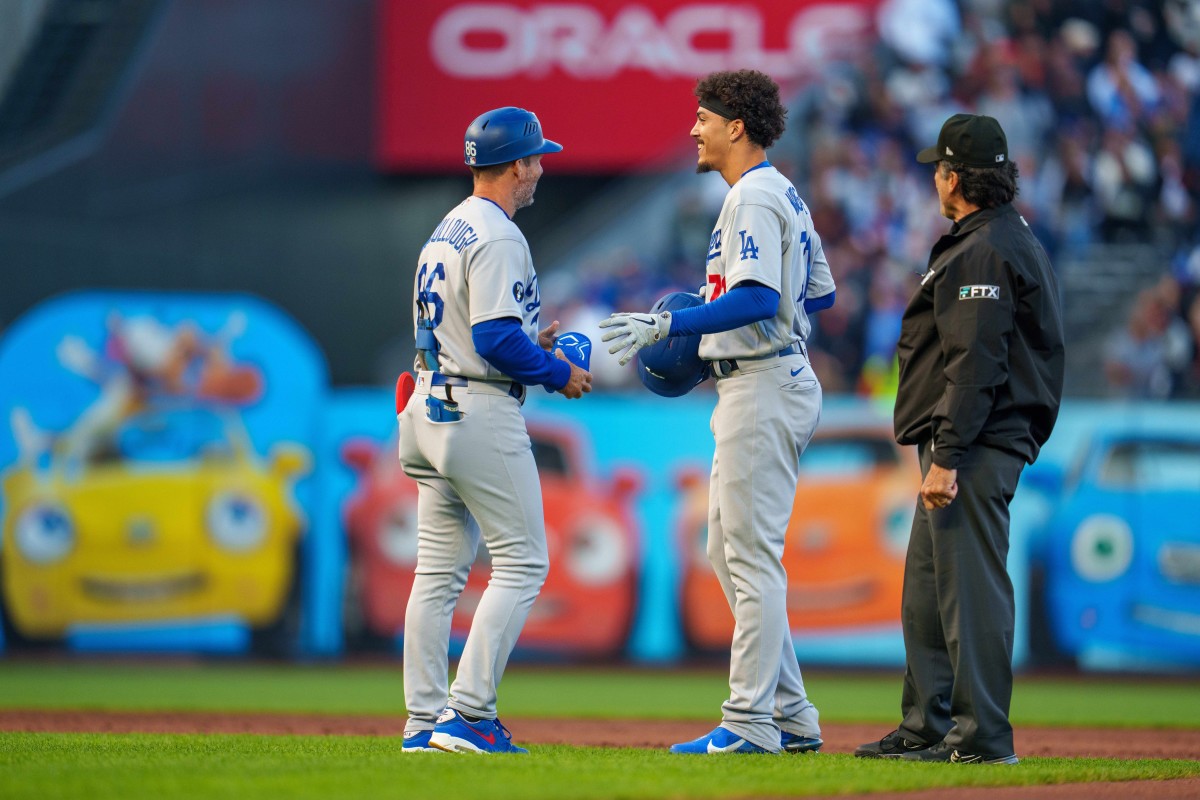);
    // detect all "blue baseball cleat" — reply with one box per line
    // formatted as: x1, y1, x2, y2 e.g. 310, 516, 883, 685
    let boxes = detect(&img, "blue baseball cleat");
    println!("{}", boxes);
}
781, 731, 823, 753
429, 709, 529, 754
401, 729, 438, 753
669, 726, 772, 754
